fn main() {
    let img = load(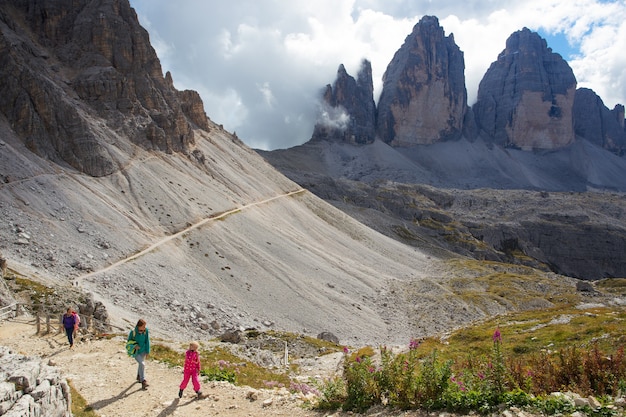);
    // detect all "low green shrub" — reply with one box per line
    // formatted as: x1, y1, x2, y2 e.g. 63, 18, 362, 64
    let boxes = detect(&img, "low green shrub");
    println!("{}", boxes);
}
201, 365, 236, 384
